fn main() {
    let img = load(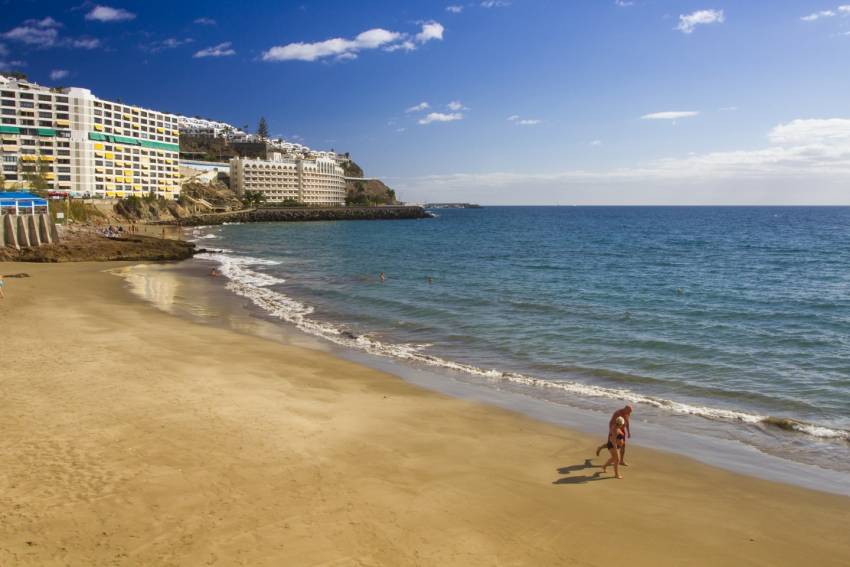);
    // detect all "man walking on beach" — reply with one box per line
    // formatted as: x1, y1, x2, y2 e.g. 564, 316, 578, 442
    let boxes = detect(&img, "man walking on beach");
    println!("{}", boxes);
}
596, 405, 632, 465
